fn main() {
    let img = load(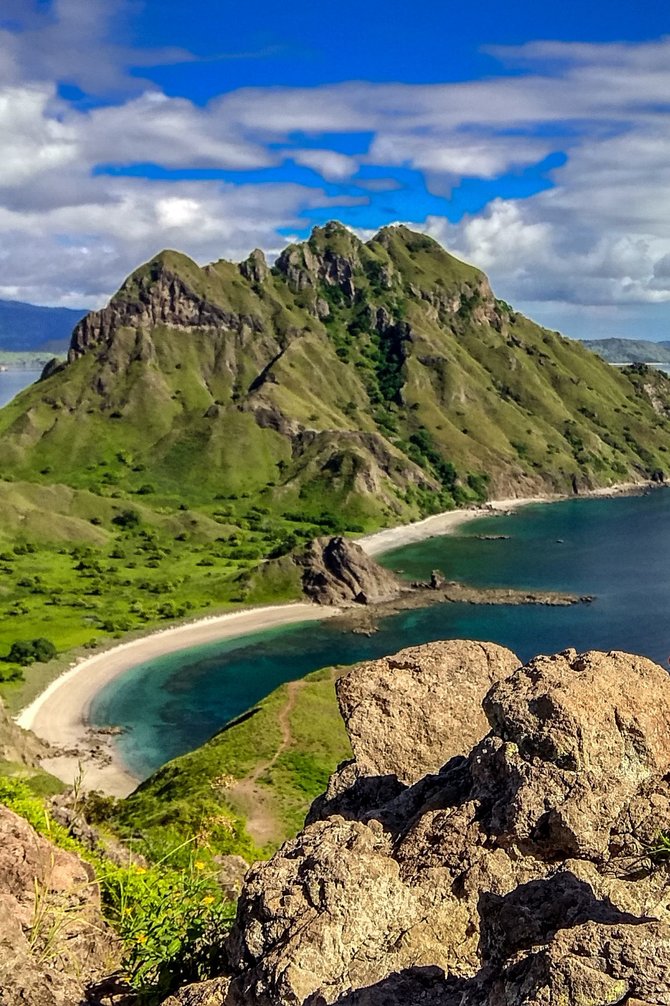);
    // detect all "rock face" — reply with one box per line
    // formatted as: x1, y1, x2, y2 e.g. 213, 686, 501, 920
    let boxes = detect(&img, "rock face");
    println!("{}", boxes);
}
0, 804, 117, 1006
164, 645, 670, 1006
298, 536, 401, 606
309, 640, 520, 823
